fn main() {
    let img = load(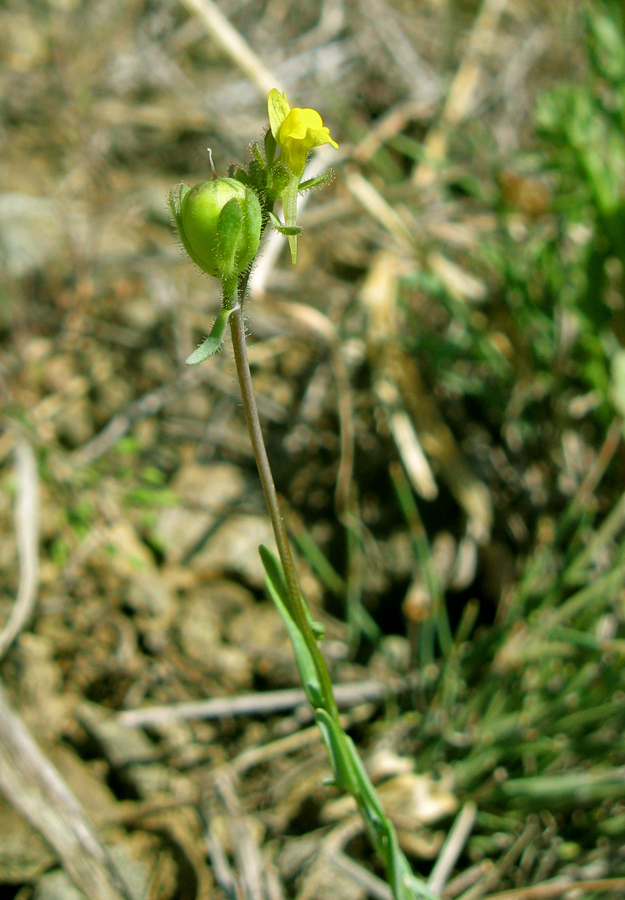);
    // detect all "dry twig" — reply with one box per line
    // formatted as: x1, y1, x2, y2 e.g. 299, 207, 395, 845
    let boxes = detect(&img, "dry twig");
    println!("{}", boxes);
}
178, 0, 281, 97
0, 681, 135, 900
0, 438, 39, 661
117, 679, 392, 729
